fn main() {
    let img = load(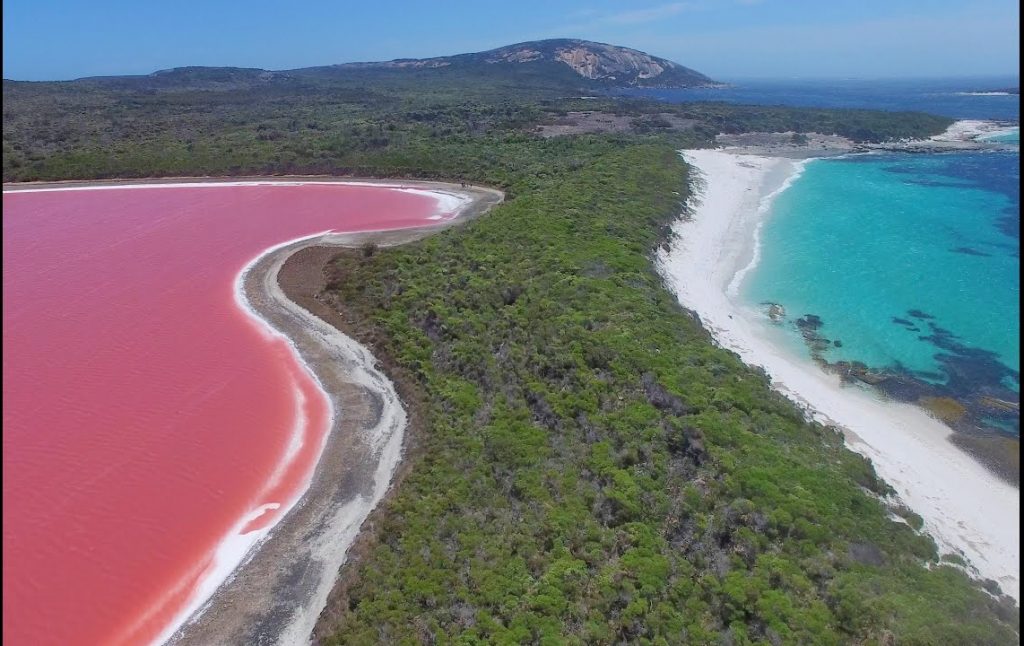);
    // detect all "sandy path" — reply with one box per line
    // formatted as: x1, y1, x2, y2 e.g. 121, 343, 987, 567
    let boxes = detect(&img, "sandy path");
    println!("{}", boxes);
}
156, 181, 502, 645
657, 149, 1019, 601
